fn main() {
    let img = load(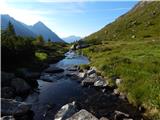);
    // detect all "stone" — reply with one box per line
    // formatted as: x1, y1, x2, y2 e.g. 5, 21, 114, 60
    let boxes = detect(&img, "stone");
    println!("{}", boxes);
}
11, 78, 31, 95
131, 35, 136, 39
99, 117, 110, 120
114, 110, 130, 120
1, 98, 32, 116
1, 116, 15, 120
78, 72, 87, 80
94, 80, 107, 88
15, 68, 40, 79
54, 101, 77, 120
113, 89, 120, 95
44, 67, 64, 73
1, 87, 15, 99
89, 73, 97, 78
115, 78, 122, 86
67, 109, 98, 120
81, 77, 97, 87
40, 74, 54, 82
87, 69, 96, 75
1, 72, 15, 87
